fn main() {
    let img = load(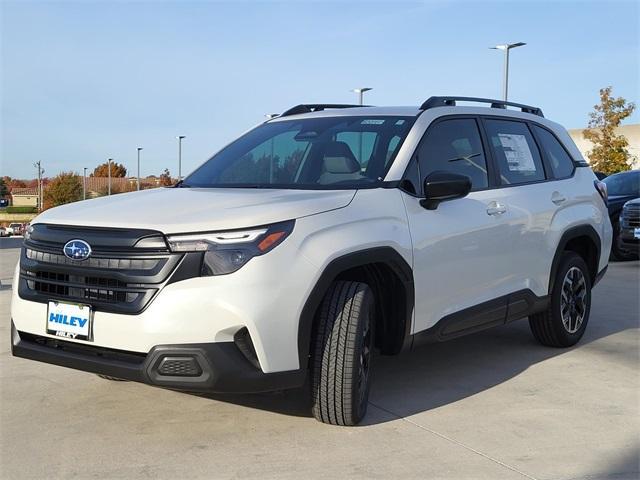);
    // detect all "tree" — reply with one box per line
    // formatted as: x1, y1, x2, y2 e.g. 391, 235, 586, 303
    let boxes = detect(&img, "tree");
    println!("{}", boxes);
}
159, 168, 174, 186
95, 181, 135, 197
43, 172, 82, 209
0, 177, 8, 197
3, 176, 27, 189
583, 86, 636, 175
92, 161, 127, 178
